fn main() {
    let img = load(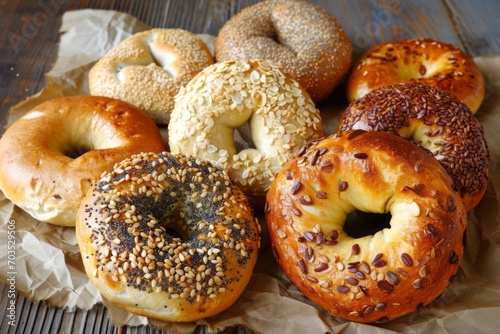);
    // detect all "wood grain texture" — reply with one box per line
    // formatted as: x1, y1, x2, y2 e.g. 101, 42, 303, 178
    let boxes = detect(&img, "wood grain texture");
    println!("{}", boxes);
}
315, 0, 467, 59
1, 1, 500, 333
444, 0, 500, 56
